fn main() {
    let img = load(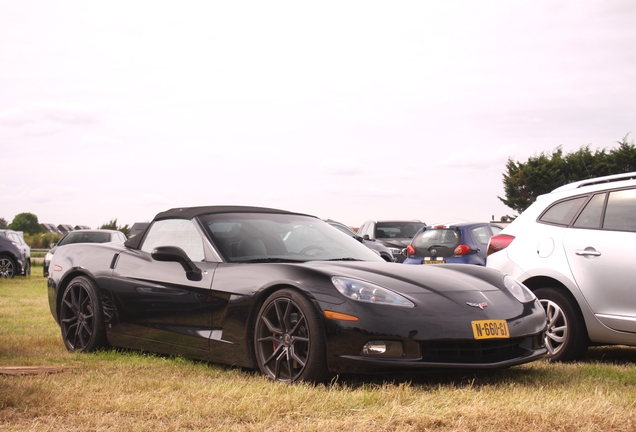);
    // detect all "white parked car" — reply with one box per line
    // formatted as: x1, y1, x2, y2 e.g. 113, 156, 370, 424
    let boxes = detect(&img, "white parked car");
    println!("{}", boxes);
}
487, 171, 636, 361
